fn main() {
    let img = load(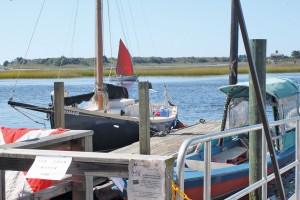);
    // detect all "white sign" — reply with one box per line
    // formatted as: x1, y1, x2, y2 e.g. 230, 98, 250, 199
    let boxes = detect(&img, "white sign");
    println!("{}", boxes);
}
127, 159, 165, 200
26, 156, 72, 180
